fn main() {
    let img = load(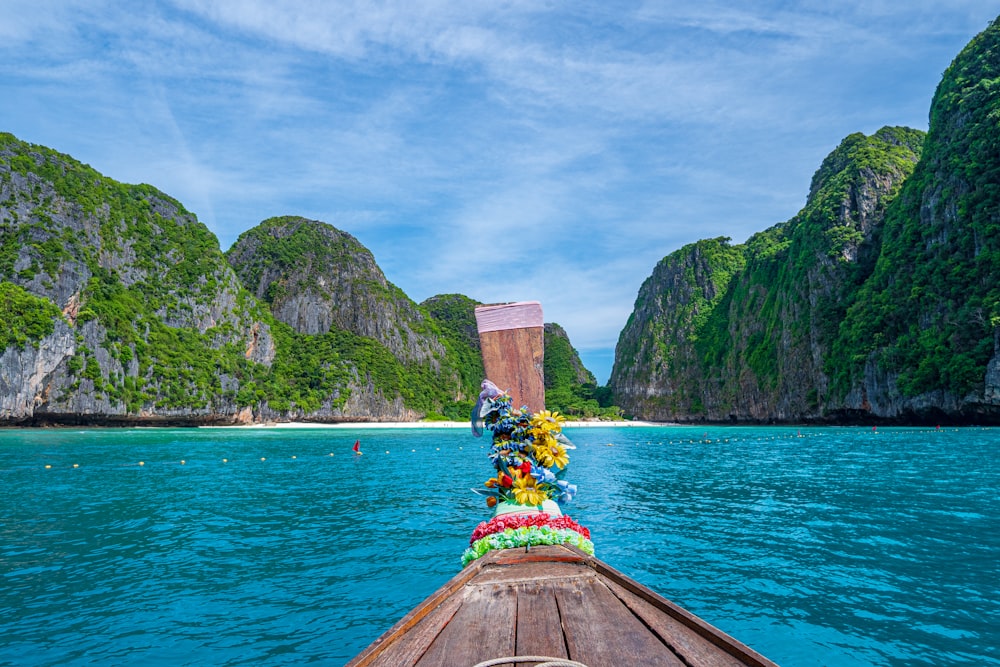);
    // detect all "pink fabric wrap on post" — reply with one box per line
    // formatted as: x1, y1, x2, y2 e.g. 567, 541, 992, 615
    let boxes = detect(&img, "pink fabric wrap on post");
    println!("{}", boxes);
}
474, 301, 544, 333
